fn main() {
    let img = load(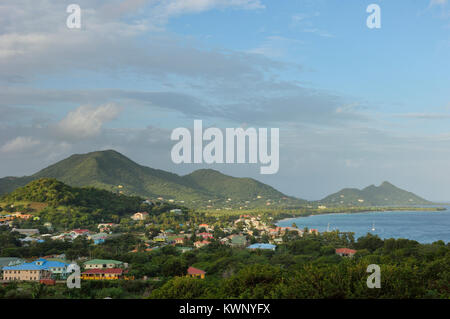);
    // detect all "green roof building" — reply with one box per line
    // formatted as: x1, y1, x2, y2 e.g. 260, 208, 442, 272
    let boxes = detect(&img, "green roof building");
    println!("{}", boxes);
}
83, 259, 124, 269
